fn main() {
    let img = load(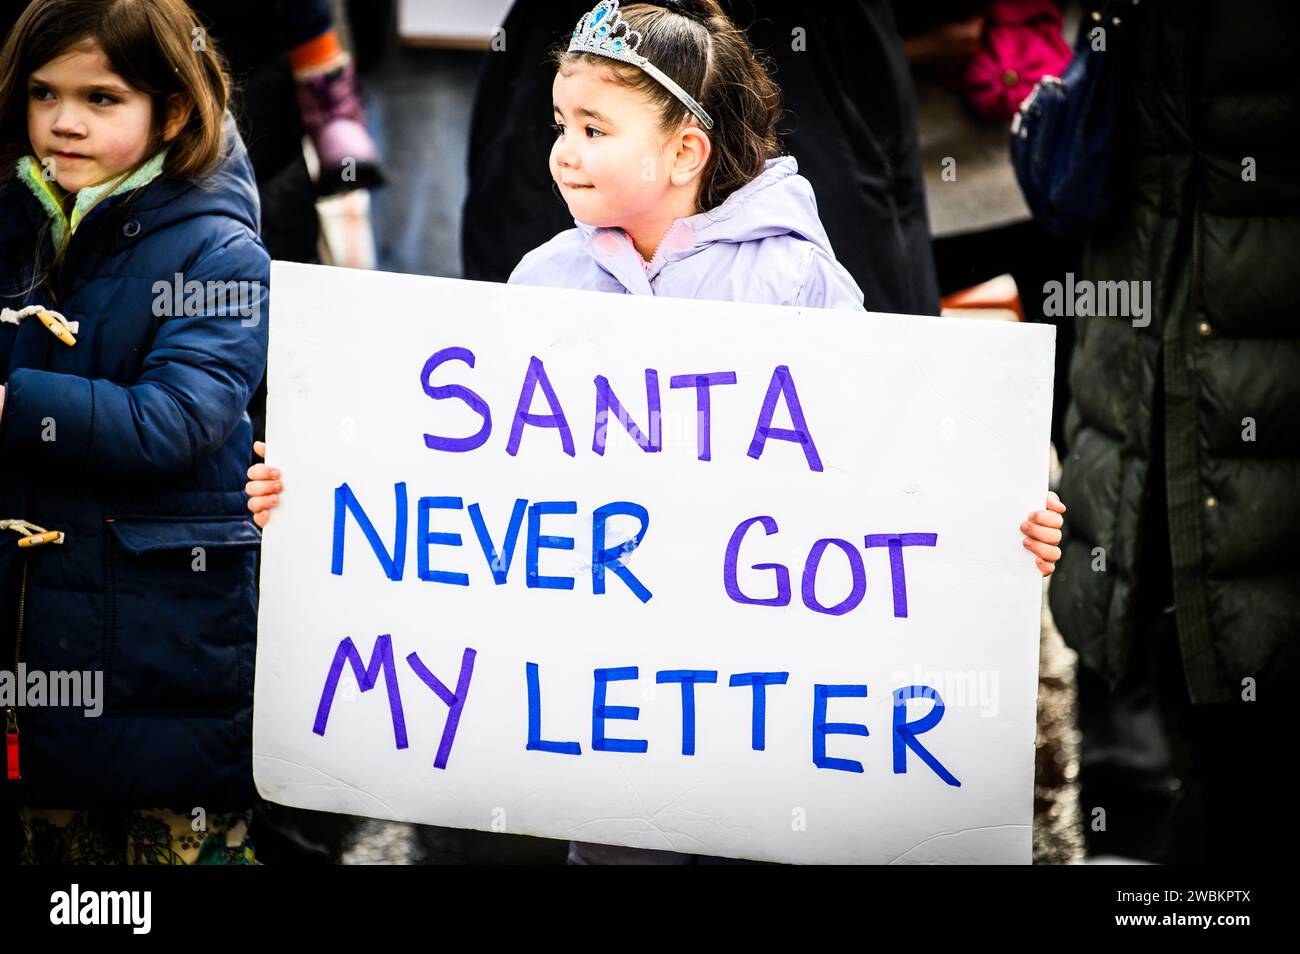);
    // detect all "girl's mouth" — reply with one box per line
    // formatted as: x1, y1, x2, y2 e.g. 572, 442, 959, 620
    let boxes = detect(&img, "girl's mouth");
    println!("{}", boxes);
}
54, 151, 89, 161
563, 181, 594, 190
